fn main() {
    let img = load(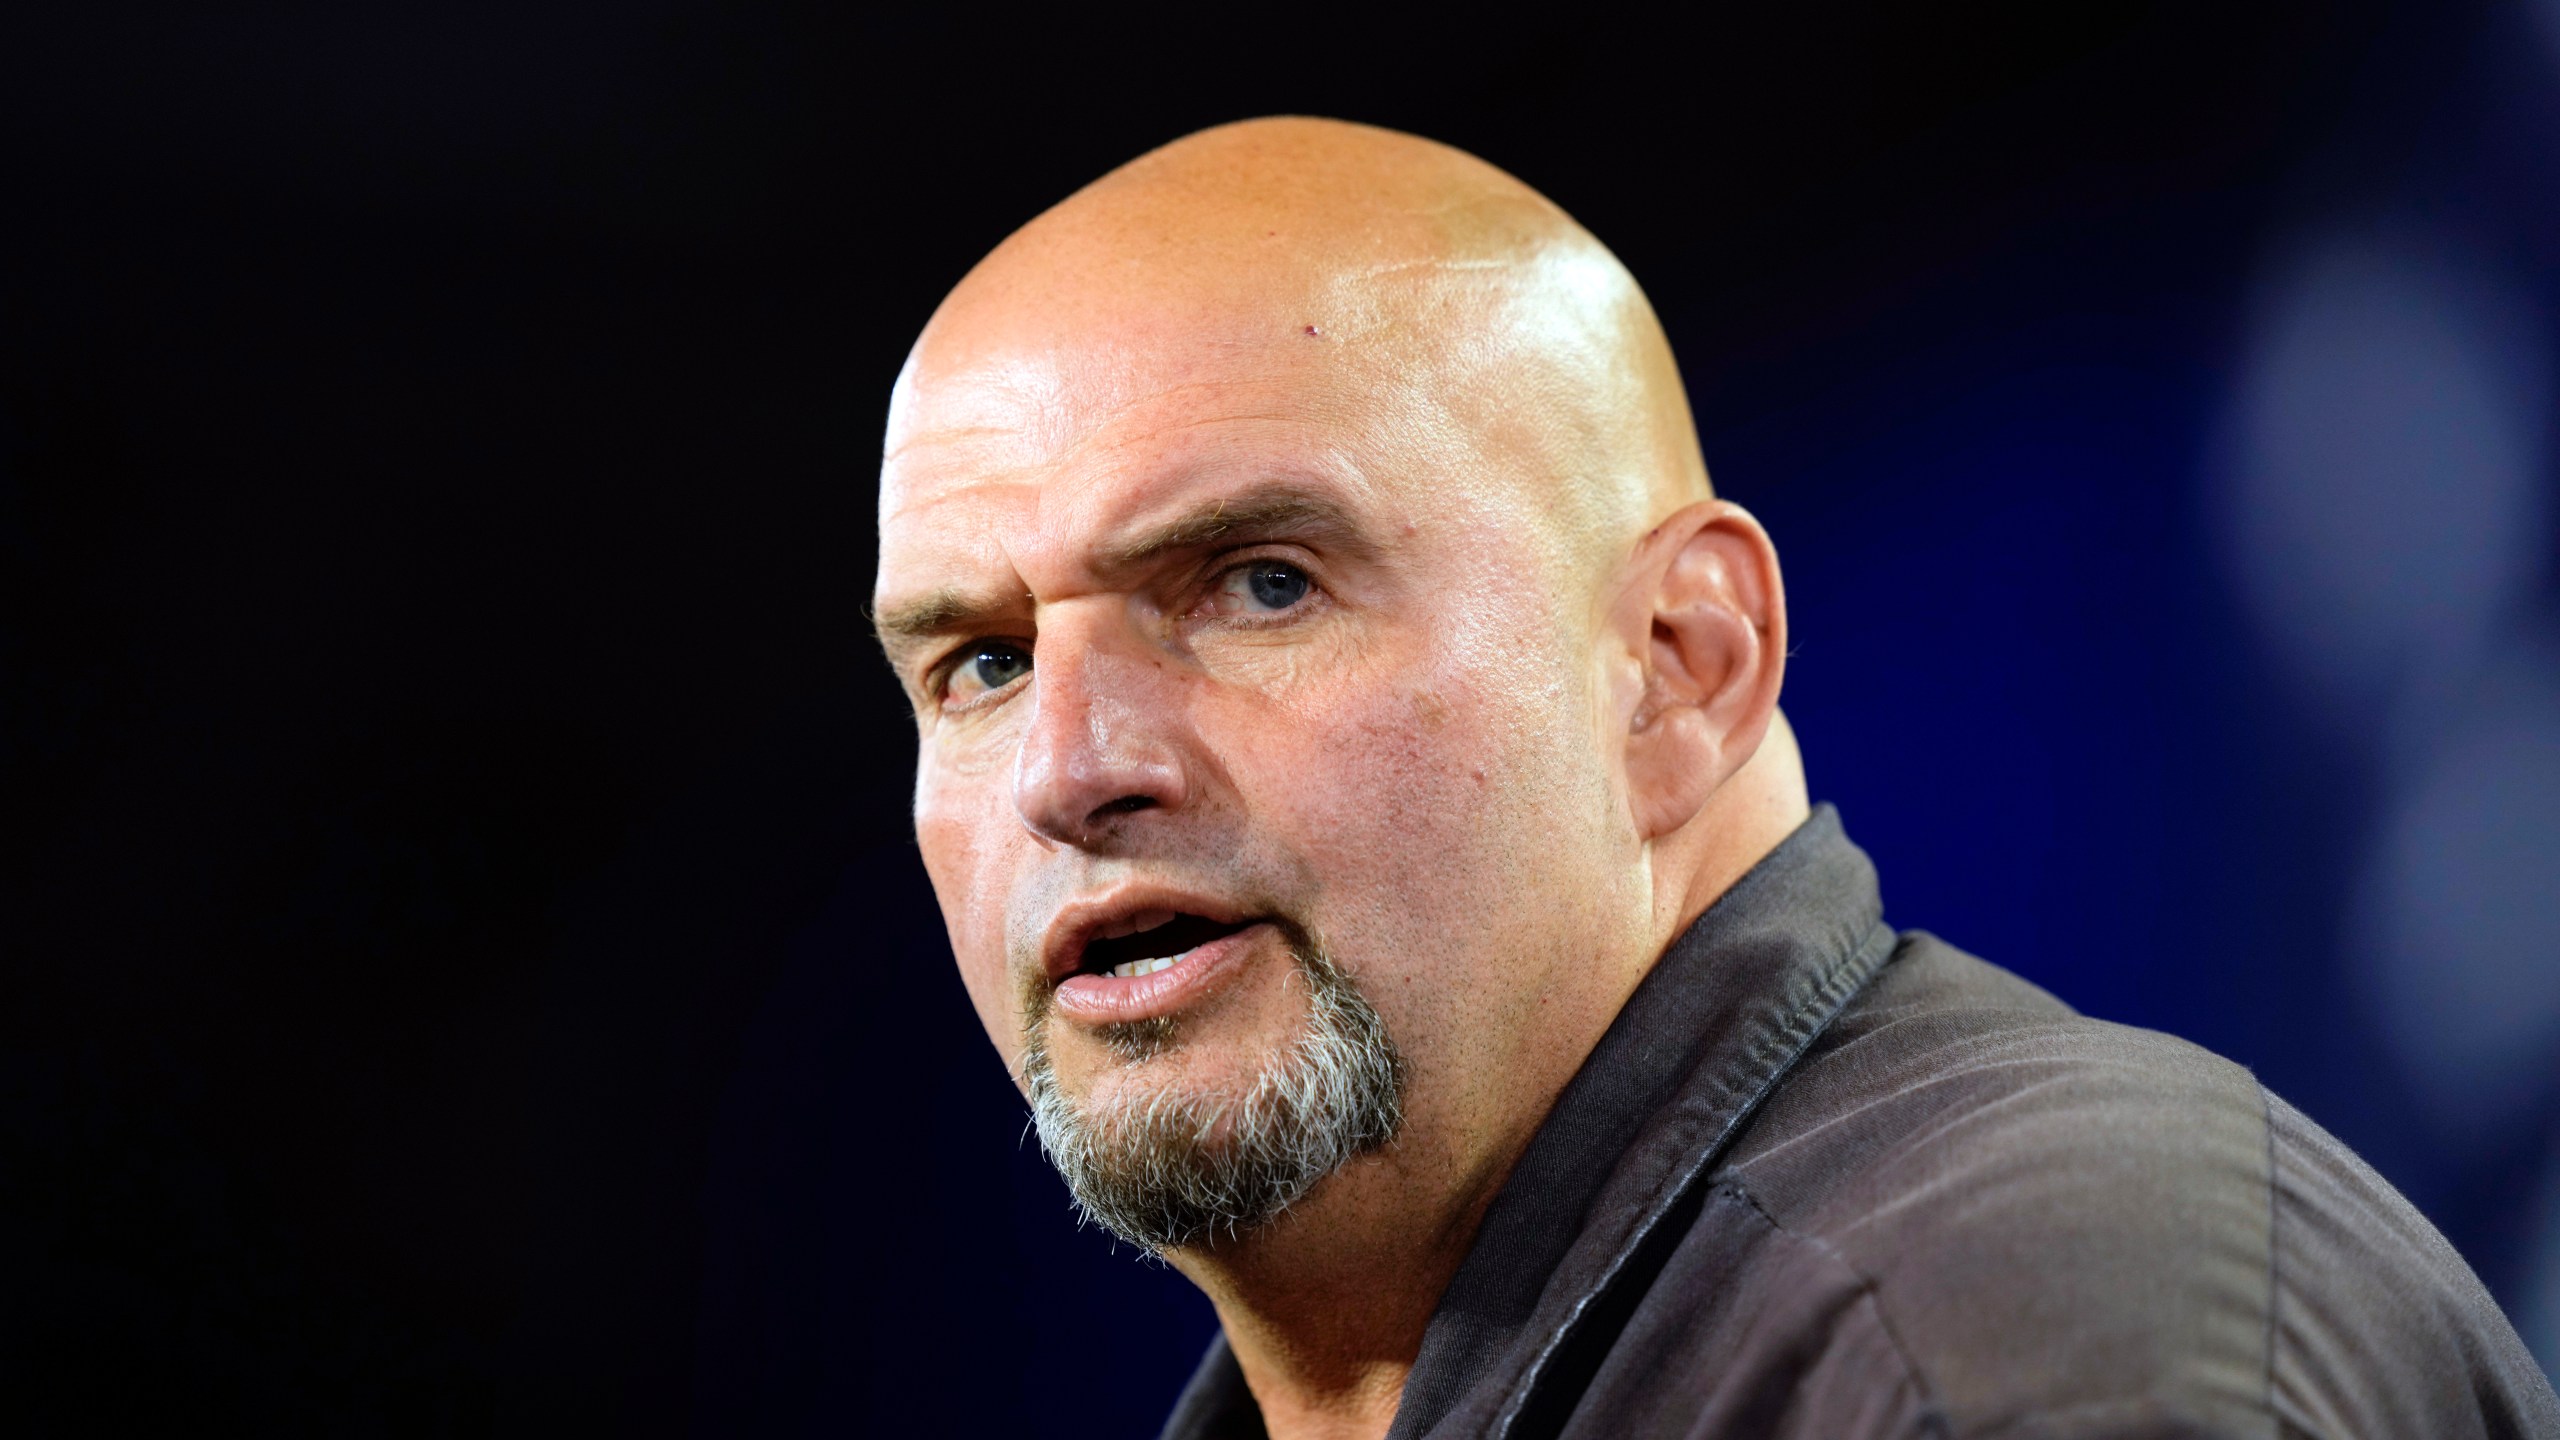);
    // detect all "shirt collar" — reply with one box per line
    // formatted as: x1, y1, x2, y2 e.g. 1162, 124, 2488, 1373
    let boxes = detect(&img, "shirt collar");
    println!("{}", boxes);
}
1161, 805, 1896, 1440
